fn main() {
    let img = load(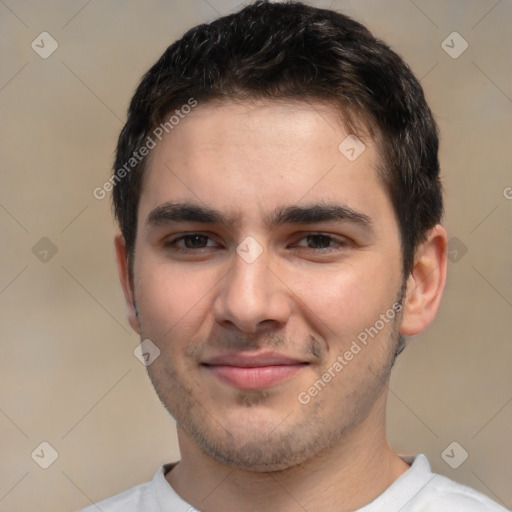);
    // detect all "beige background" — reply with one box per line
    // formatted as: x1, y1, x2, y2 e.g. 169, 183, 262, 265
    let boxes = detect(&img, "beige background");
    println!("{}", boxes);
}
1, 1, 511, 511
